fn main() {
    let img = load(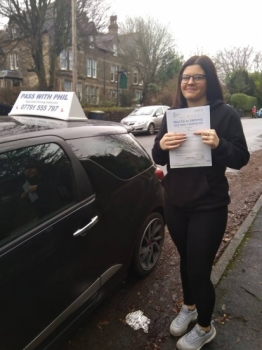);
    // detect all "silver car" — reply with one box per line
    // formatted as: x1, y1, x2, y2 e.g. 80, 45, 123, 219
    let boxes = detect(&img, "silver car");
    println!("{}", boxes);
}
121, 105, 170, 135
